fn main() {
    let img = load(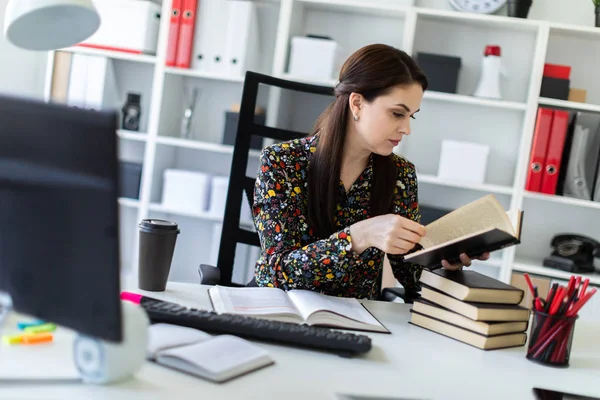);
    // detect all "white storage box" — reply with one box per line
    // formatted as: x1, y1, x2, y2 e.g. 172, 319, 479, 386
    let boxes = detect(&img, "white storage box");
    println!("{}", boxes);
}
209, 176, 255, 224
78, 0, 161, 55
209, 176, 229, 217
437, 140, 490, 184
162, 169, 211, 214
288, 36, 343, 81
